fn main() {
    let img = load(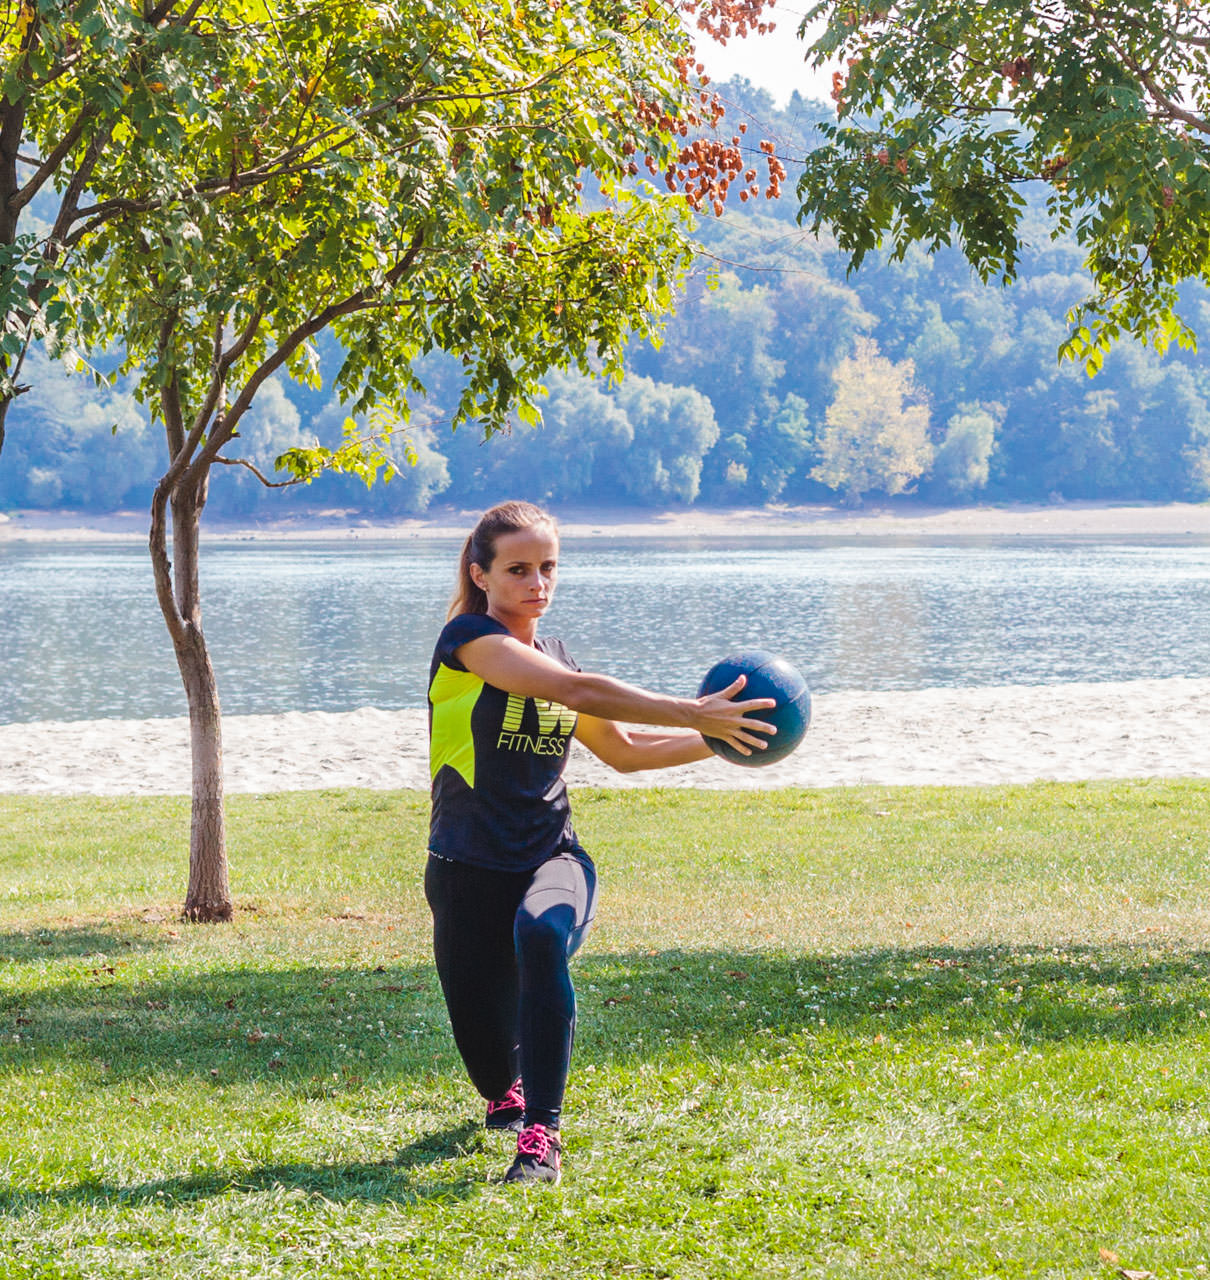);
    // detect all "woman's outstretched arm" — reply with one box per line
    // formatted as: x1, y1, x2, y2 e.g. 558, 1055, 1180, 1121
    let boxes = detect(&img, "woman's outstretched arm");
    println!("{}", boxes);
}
454, 633, 775, 756
573, 714, 720, 772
